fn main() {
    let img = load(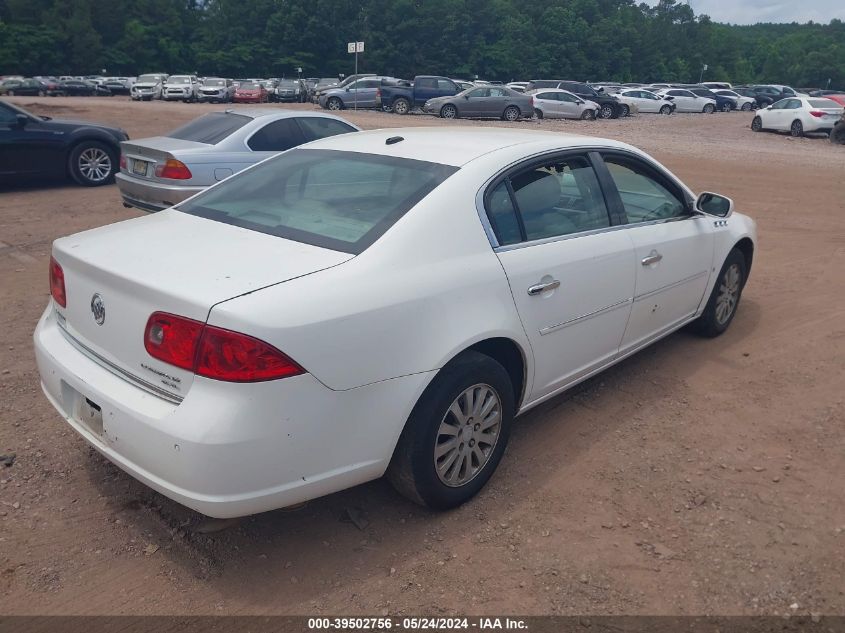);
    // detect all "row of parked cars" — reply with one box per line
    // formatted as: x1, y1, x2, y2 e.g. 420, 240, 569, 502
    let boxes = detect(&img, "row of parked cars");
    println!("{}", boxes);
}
127, 74, 313, 103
